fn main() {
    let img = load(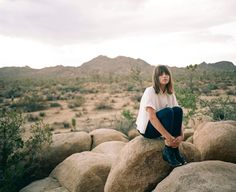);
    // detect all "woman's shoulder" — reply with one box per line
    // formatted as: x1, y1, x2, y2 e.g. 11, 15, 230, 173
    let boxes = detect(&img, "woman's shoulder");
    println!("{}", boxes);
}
144, 86, 155, 94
